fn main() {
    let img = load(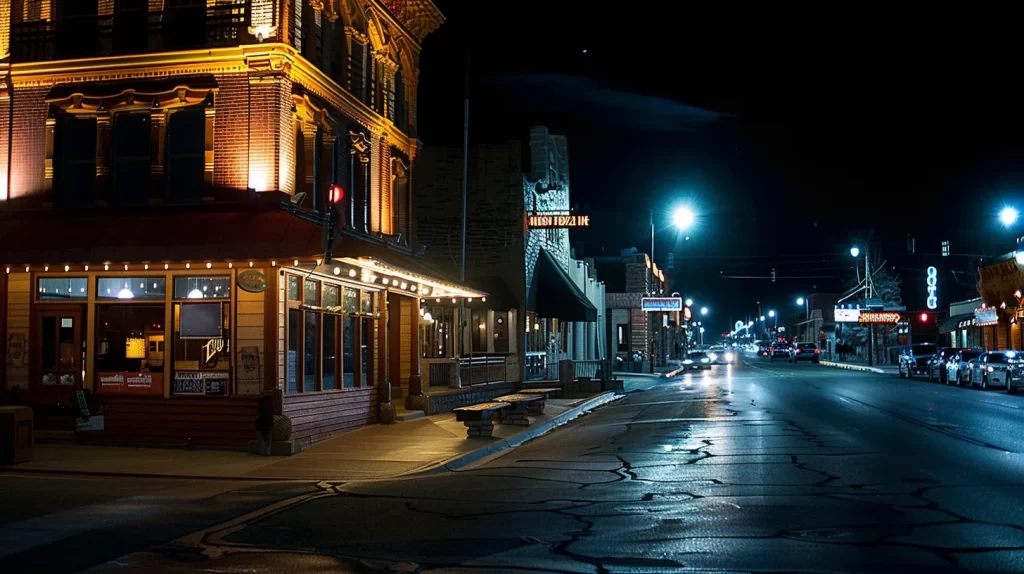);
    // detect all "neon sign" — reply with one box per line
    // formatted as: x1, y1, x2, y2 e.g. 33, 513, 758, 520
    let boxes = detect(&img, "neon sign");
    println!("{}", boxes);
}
926, 266, 938, 310
527, 213, 591, 229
